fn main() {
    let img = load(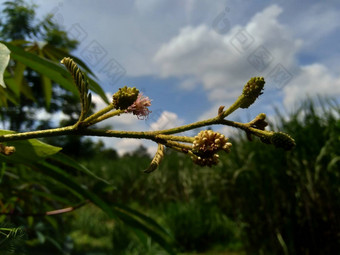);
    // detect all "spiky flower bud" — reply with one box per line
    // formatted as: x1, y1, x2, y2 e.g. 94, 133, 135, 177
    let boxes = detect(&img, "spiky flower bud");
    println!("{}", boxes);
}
191, 130, 232, 167
112, 86, 139, 110
240, 77, 265, 108
271, 132, 296, 150
192, 130, 232, 154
